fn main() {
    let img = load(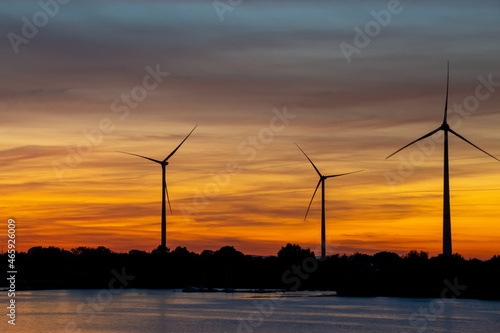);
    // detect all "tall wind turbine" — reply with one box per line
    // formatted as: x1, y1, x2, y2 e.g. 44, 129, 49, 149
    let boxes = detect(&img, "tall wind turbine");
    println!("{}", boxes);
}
296, 144, 362, 258
386, 62, 499, 256
119, 125, 197, 248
